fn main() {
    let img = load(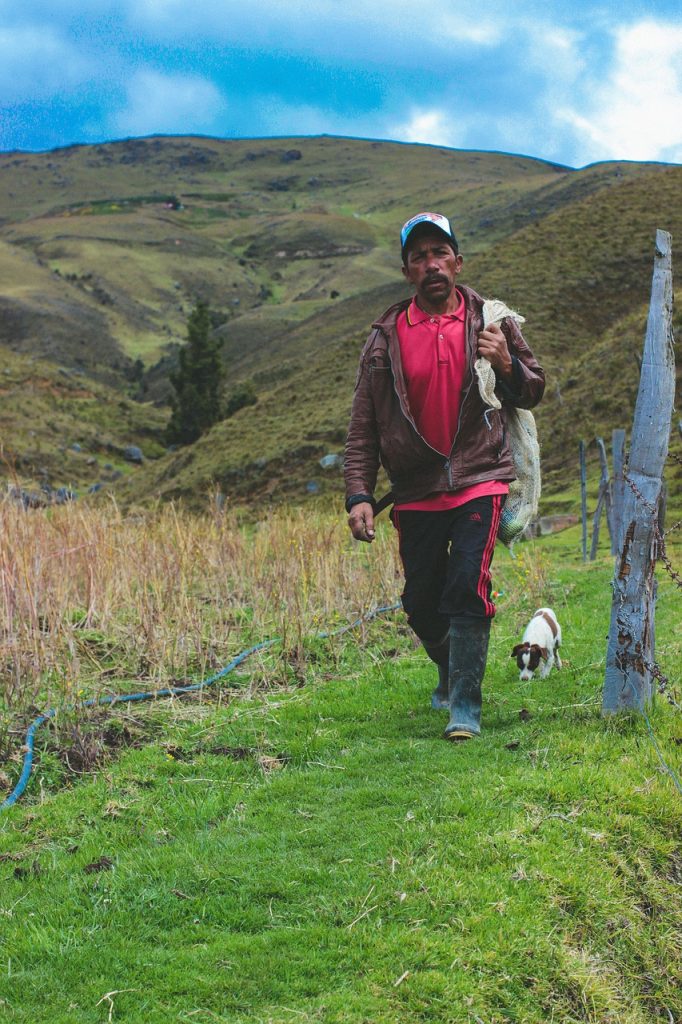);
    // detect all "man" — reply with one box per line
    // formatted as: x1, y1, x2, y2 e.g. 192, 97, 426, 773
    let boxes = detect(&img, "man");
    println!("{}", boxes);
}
344, 212, 545, 741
